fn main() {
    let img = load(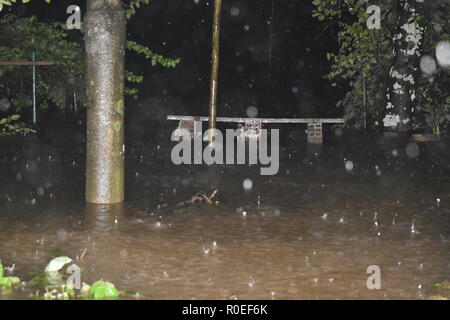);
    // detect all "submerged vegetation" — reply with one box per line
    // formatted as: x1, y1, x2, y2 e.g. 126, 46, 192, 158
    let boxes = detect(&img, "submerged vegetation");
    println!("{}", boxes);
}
0, 261, 21, 294
1, 257, 131, 300
429, 281, 450, 300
